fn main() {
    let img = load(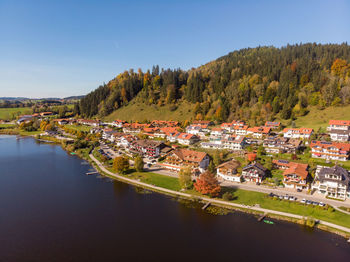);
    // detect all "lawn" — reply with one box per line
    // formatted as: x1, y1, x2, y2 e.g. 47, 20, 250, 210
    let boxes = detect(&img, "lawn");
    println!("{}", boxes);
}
126, 172, 181, 191
64, 124, 92, 132
0, 107, 32, 120
281, 105, 350, 130
0, 124, 16, 128
222, 187, 350, 228
104, 101, 195, 122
